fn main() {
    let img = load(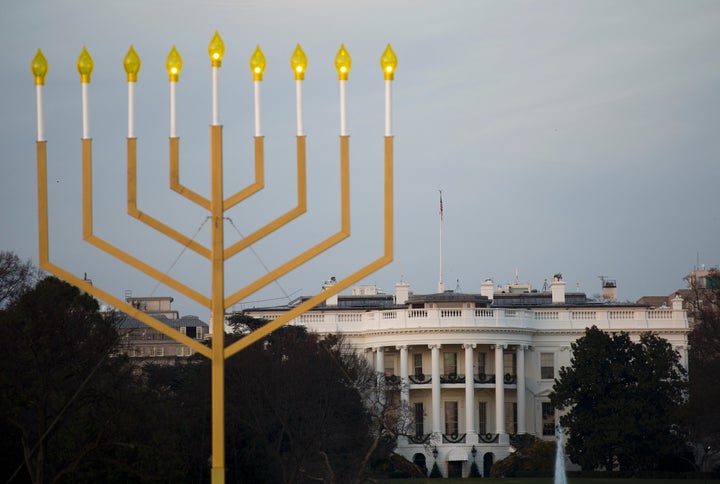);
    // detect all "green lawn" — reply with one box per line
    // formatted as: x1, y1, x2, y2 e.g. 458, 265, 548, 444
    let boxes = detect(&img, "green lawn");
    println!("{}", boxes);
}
375, 479, 720, 484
